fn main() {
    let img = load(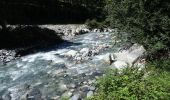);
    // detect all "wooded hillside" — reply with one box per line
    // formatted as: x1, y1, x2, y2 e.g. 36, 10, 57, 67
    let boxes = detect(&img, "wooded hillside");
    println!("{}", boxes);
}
0, 0, 105, 24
